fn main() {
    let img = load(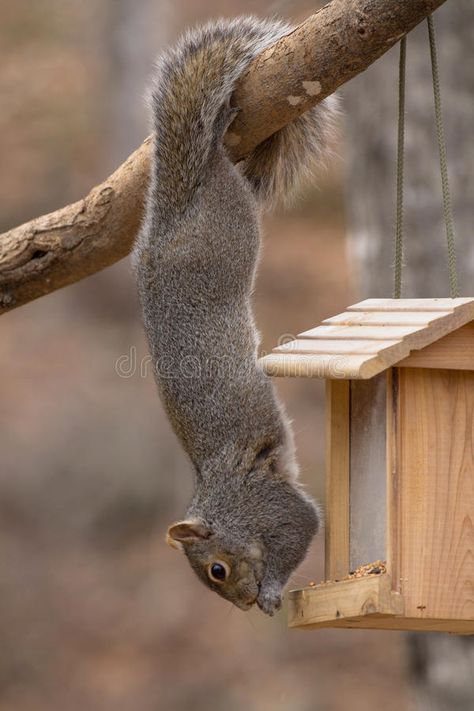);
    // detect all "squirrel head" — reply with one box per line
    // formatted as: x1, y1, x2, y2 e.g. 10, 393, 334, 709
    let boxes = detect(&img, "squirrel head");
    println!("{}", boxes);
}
166, 518, 266, 612
165, 471, 319, 616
